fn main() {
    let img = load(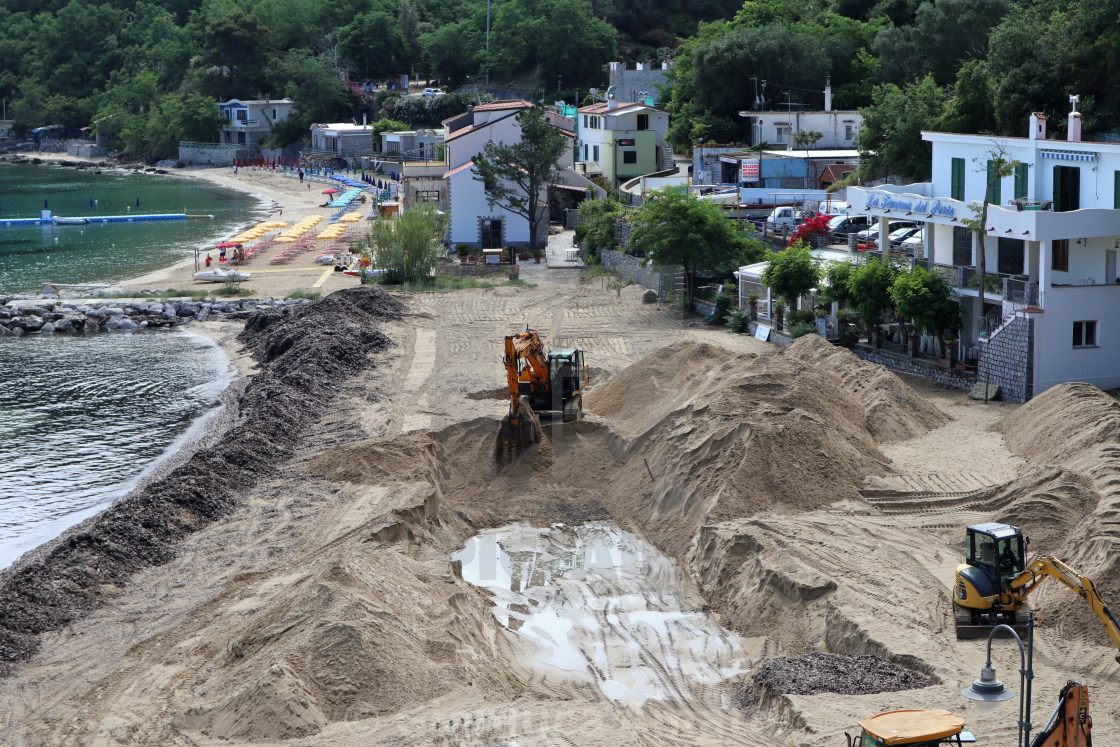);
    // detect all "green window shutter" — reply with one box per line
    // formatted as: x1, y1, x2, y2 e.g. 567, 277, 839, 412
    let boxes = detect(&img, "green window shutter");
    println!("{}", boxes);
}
1114, 171, 1120, 210
951, 158, 964, 201
1070, 166, 1080, 209
986, 161, 1002, 205
1053, 165, 1063, 212
1014, 163, 1028, 200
